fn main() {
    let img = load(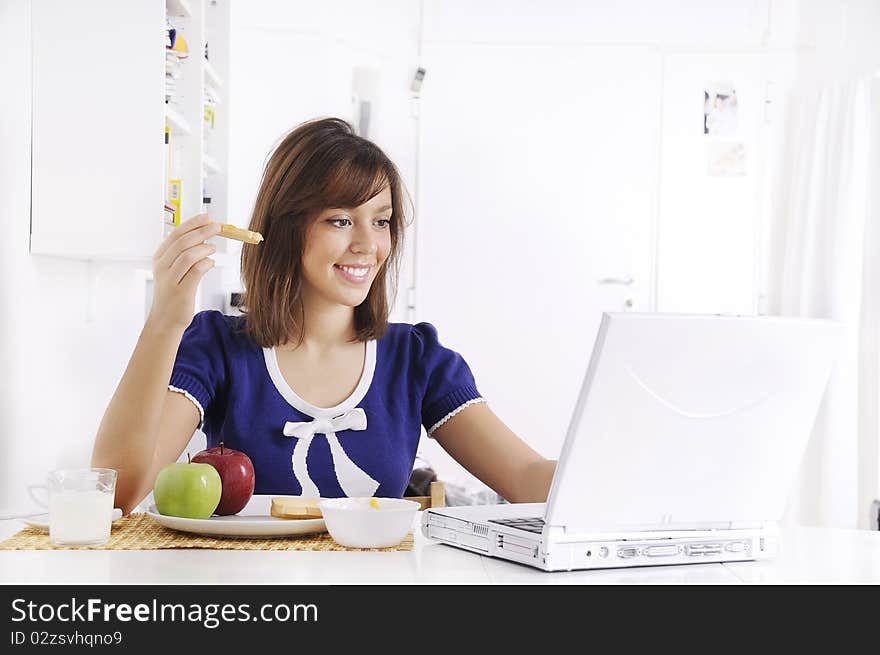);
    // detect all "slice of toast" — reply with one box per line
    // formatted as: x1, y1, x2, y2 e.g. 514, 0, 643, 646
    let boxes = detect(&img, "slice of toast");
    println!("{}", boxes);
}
270, 496, 323, 519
